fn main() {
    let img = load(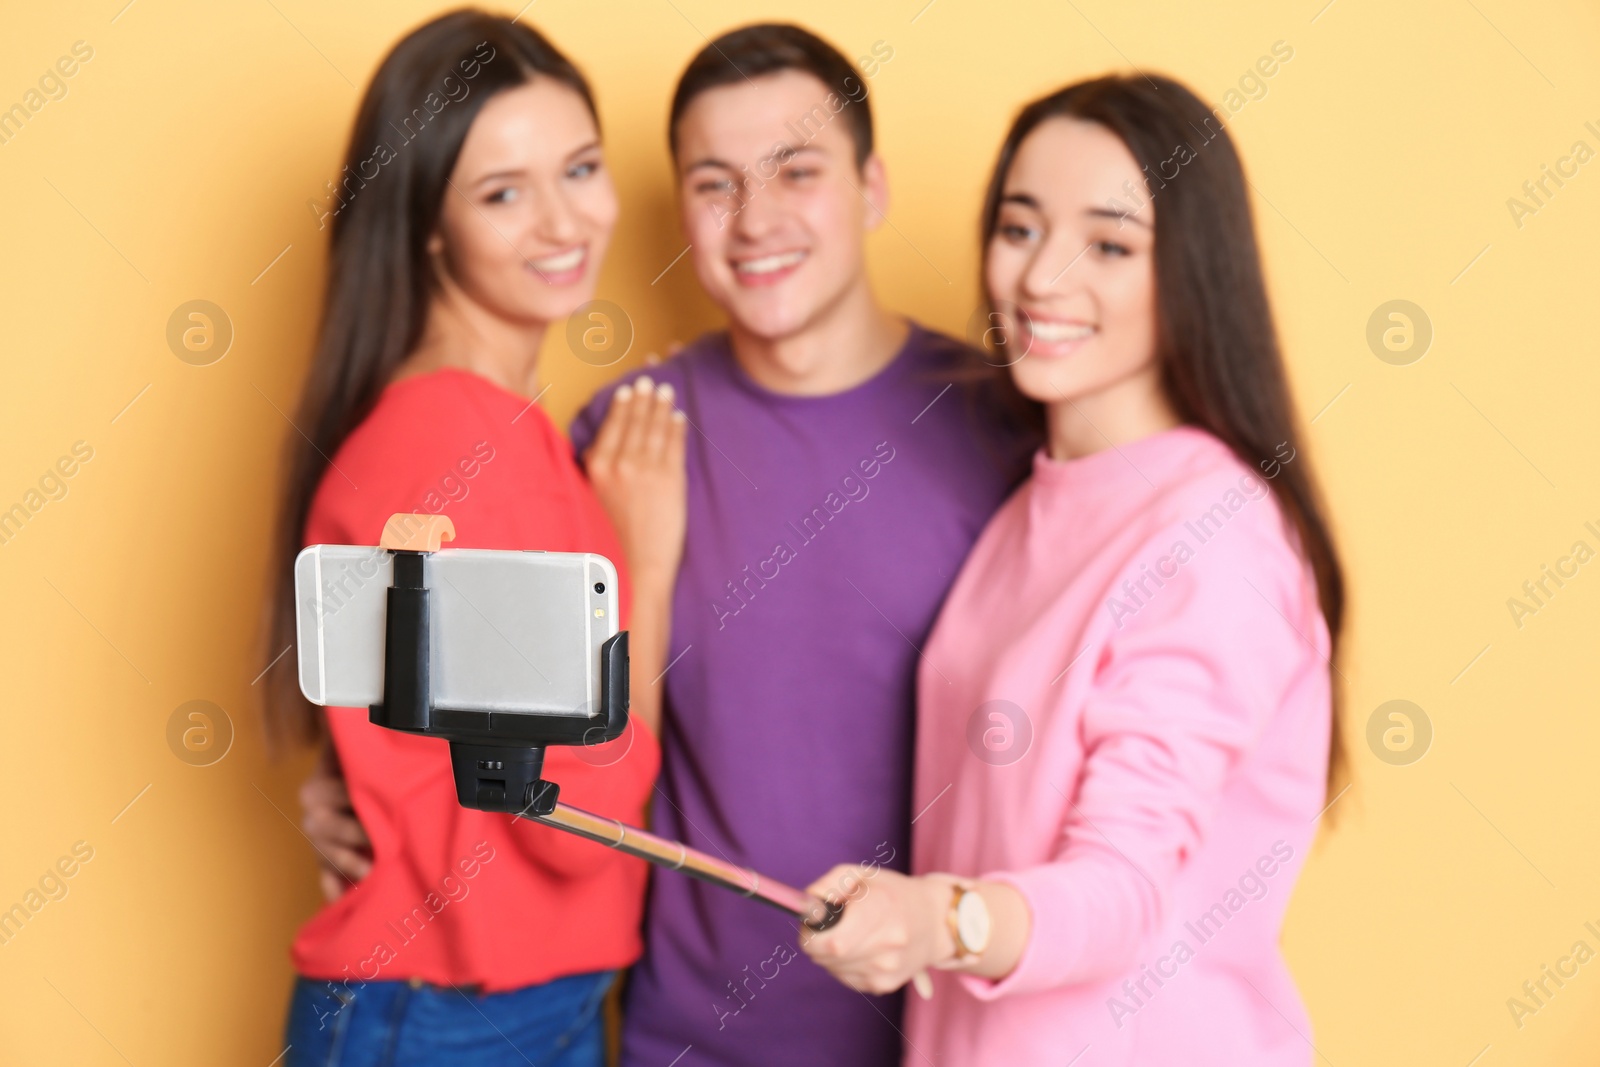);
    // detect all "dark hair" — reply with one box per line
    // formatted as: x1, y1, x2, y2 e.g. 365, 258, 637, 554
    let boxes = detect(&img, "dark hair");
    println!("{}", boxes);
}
259, 9, 598, 750
979, 74, 1348, 802
668, 23, 873, 168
